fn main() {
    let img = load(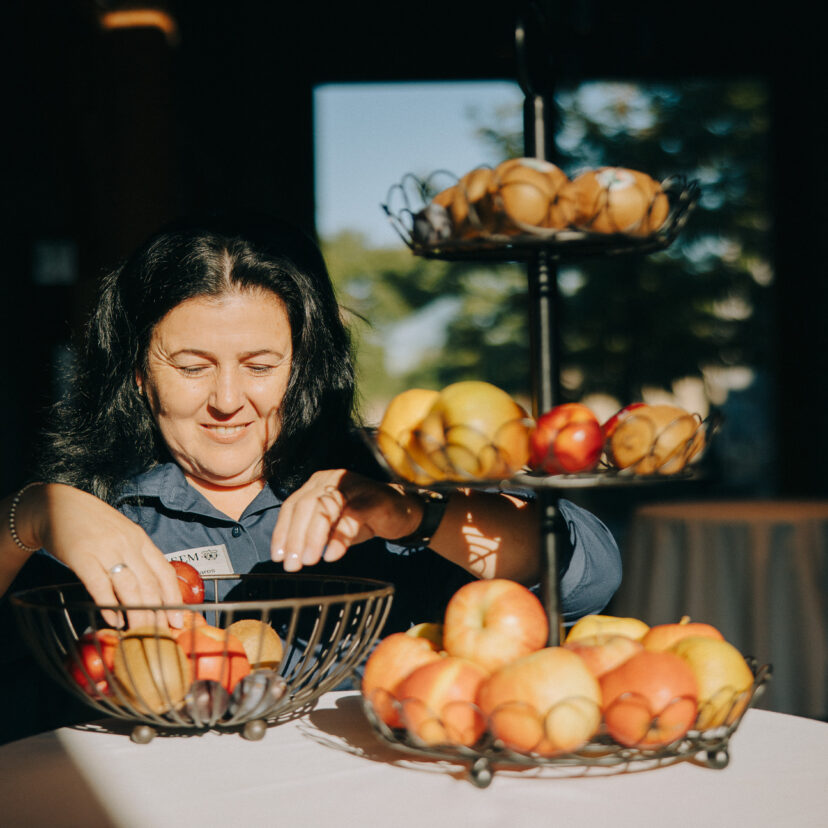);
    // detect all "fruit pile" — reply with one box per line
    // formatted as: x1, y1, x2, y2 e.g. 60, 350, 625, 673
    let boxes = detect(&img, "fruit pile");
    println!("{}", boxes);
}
64, 562, 286, 720
361, 579, 757, 755
377, 382, 531, 484
376, 383, 706, 483
534, 401, 706, 476
413, 159, 669, 245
